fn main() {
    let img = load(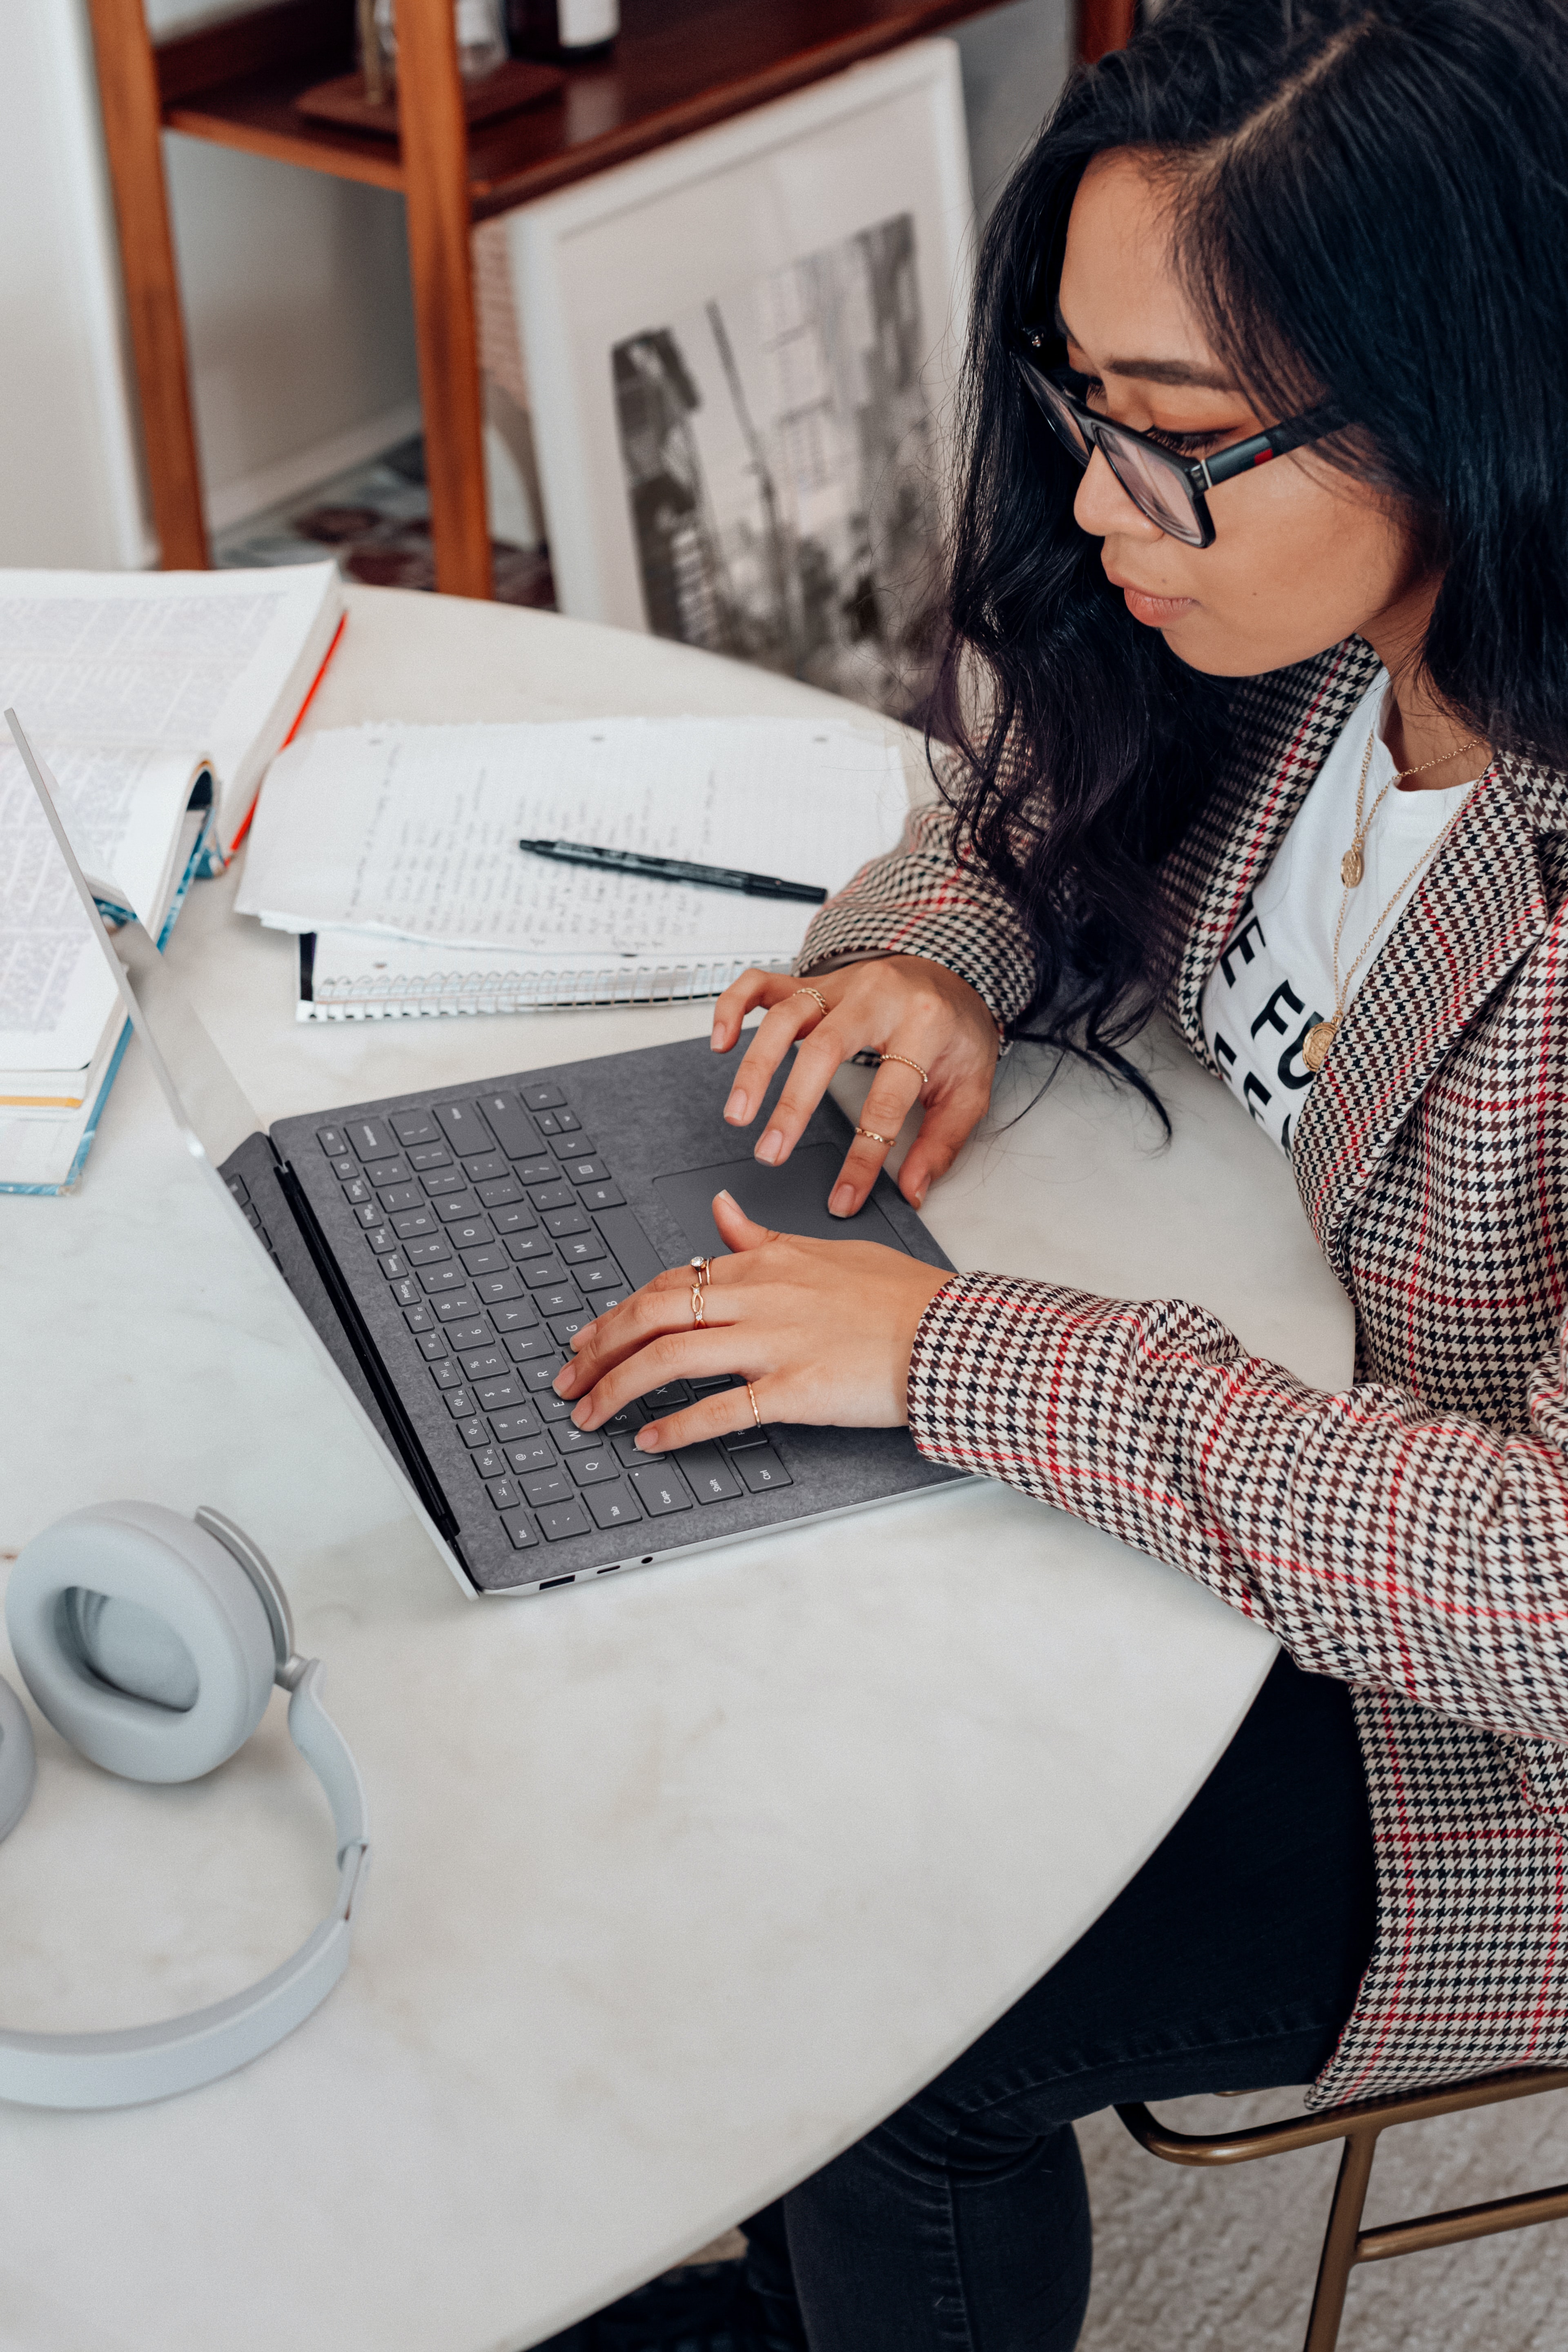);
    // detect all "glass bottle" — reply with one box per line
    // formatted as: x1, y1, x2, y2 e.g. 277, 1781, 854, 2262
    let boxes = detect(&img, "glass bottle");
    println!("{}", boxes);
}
366, 0, 510, 84
508, 0, 620, 65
